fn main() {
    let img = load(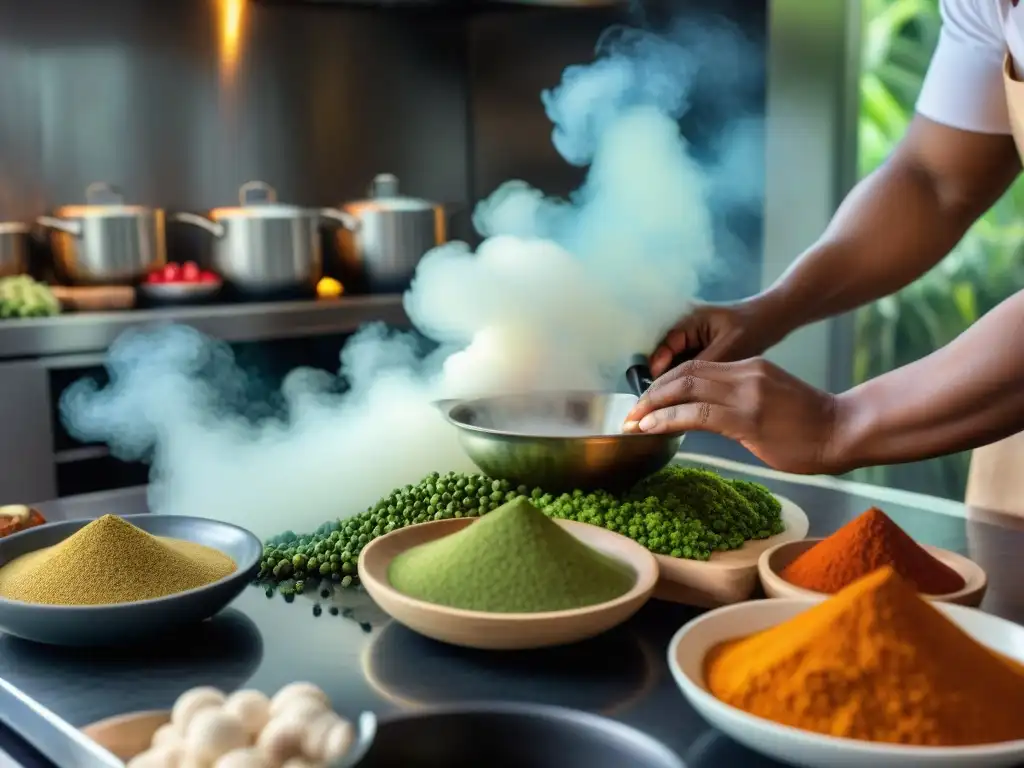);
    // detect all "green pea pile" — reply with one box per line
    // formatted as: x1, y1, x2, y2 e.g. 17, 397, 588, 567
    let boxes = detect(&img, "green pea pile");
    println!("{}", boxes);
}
256, 466, 784, 593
